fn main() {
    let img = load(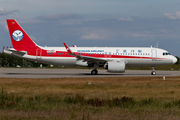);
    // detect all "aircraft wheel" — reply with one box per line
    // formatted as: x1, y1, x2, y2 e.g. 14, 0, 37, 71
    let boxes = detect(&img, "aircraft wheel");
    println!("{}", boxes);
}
151, 71, 156, 75
91, 69, 98, 75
